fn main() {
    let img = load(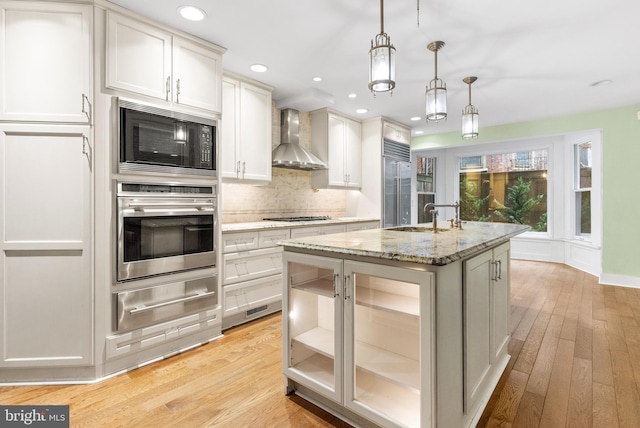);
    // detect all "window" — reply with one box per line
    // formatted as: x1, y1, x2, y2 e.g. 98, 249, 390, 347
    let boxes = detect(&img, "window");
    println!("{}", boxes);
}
459, 150, 548, 231
574, 142, 592, 239
416, 156, 436, 223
